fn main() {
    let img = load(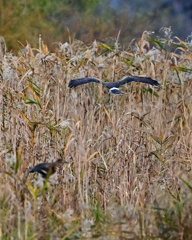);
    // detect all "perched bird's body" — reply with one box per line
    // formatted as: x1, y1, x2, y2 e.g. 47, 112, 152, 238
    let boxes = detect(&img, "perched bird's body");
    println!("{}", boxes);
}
68, 76, 159, 93
27, 158, 63, 179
